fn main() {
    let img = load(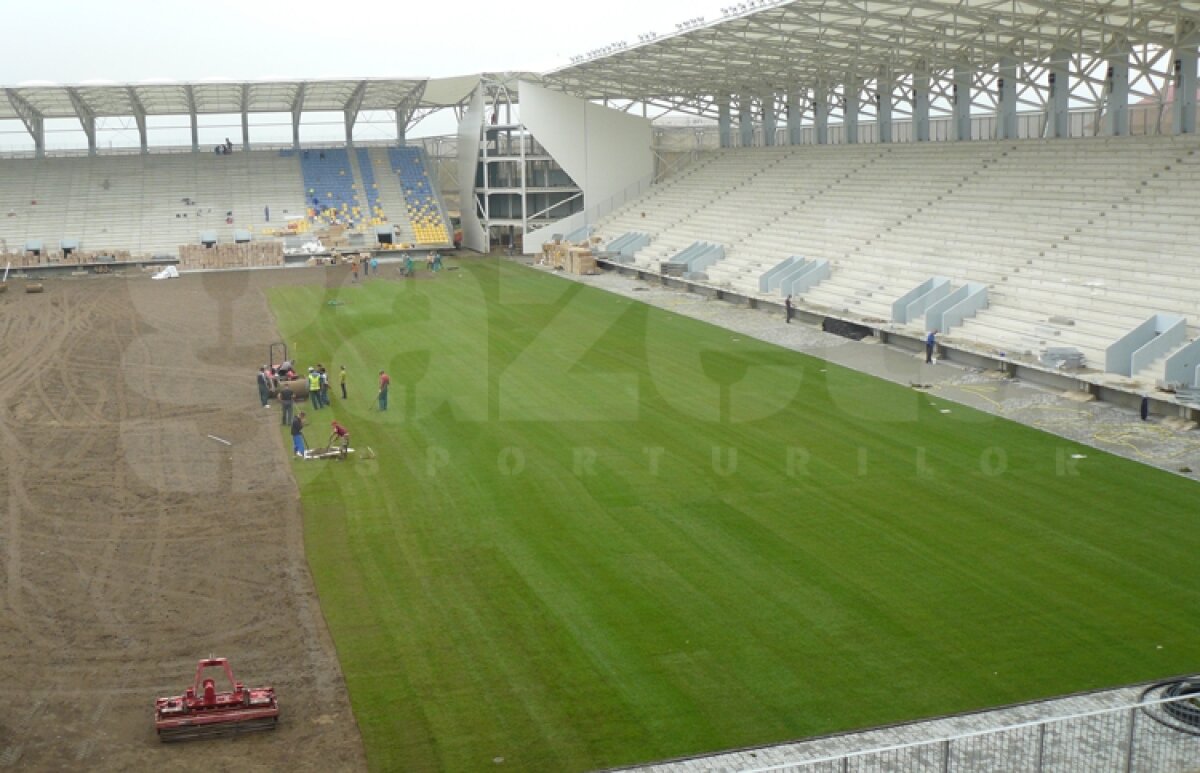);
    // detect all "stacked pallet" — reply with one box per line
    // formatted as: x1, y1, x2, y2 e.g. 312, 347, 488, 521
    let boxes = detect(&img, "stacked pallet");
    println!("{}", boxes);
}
541, 240, 568, 267
73, 249, 134, 263
178, 242, 285, 270
539, 241, 597, 274
0, 250, 136, 267
565, 247, 598, 275
0, 252, 41, 268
